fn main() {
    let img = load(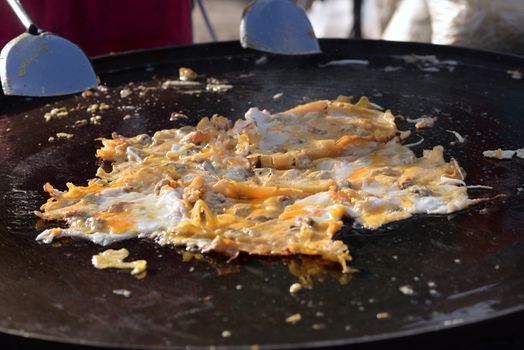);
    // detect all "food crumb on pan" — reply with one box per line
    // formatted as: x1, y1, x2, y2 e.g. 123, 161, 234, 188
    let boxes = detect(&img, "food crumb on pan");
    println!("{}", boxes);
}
376, 312, 391, 319
97, 85, 109, 92
44, 107, 69, 122
407, 115, 437, 129
443, 318, 464, 326
221, 330, 232, 338
273, 92, 284, 101
74, 119, 89, 128
120, 88, 132, 98
170, 112, 189, 121
399, 285, 415, 296
206, 78, 233, 93
161, 79, 201, 89
312, 323, 326, 330
55, 132, 74, 140
384, 66, 402, 72
446, 130, 465, 143
99, 103, 111, 111
483, 148, 516, 159
112, 289, 131, 297
289, 282, 302, 294
179, 67, 198, 82
285, 313, 302, 324
90, 115, 102, 125
86, 104, 99, 113
92, 248, 147, 277
255, 55, 268, 65
507, 69, 522, 80
319, 59, 370, 68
